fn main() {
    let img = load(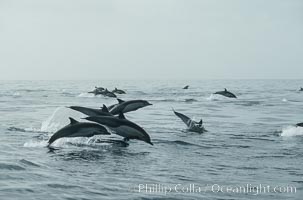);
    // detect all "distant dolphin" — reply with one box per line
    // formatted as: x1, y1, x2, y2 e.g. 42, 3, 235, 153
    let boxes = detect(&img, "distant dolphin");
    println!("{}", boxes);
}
109, 99, 152, 115
103, 89, 117, 98
68, 105, 113, 117
48, 117, 110, 146
88, 86, 105, 95
214, 88, 237, 98
173, 109, 206, 133
95, 86, 104, 91
84, 113, 153, 145
299, 87, 303, 91
112, 88, 126, 94
183, 85, 189, 89
296, 122, 303, 127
